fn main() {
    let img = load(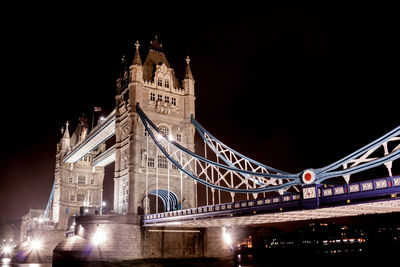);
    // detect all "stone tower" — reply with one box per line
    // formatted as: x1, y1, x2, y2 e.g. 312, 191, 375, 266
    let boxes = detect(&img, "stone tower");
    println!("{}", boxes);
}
52, 116, 106, 230
114, 37, 196, 214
